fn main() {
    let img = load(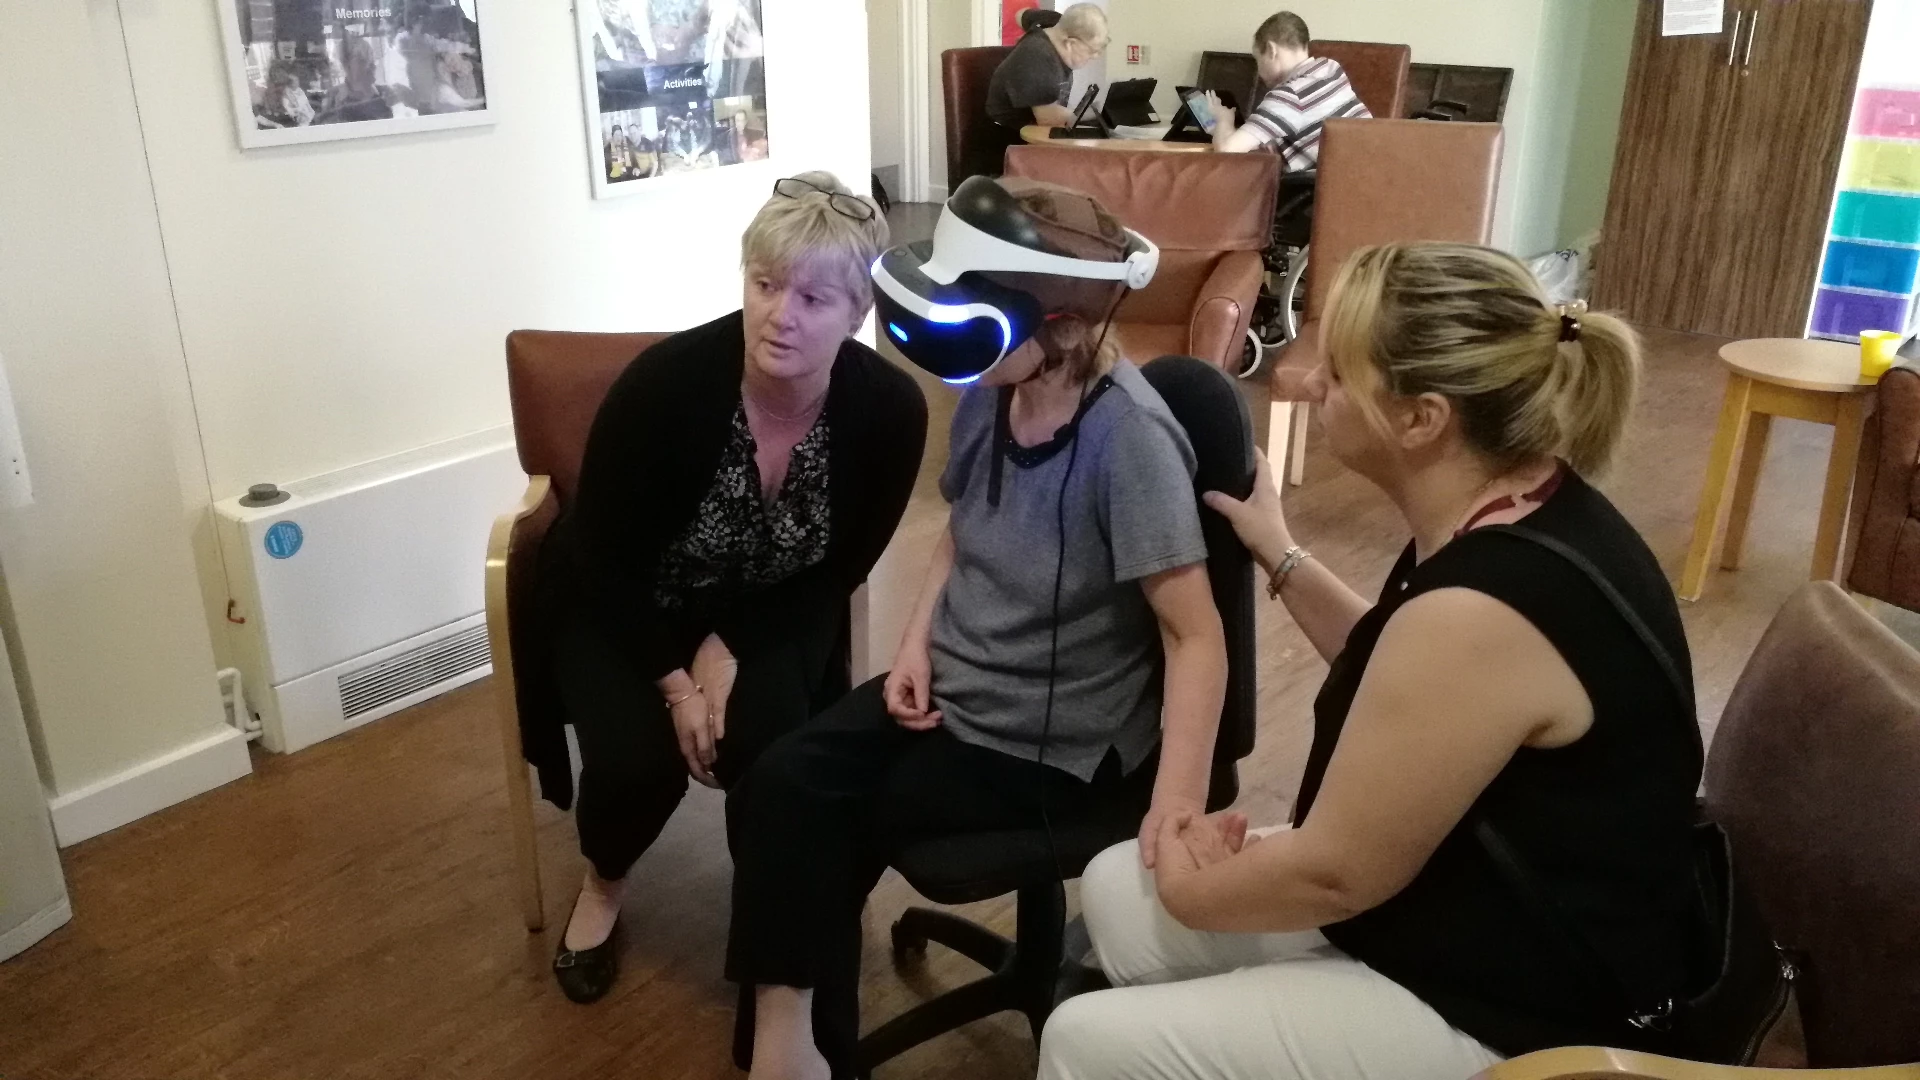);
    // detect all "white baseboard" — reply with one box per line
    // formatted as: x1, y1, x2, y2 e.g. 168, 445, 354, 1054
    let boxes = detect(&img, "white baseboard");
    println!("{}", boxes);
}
0, 896, 72, 962
47, 726, 251, 847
